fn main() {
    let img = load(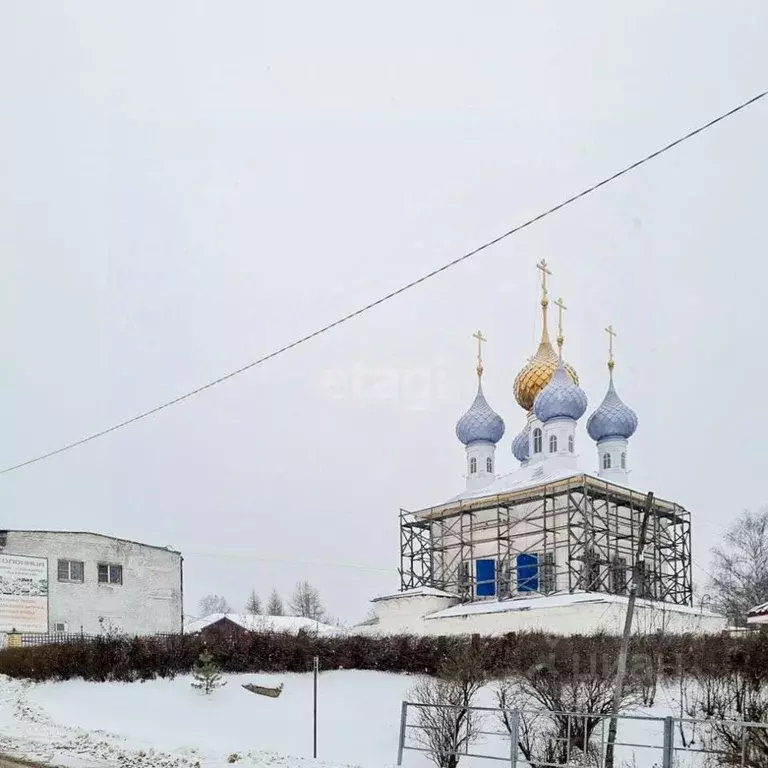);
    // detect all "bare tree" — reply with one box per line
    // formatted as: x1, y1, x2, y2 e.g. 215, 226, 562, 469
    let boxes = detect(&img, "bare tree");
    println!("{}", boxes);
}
245, 590, 262, 615
408, 645, 486, 768
495, 646, 640, 766
709, 506, 768, 625
289, 580, 325, 621
267, 588, 285, 616
692, 670, 768, 766
198, 594, 231, 616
